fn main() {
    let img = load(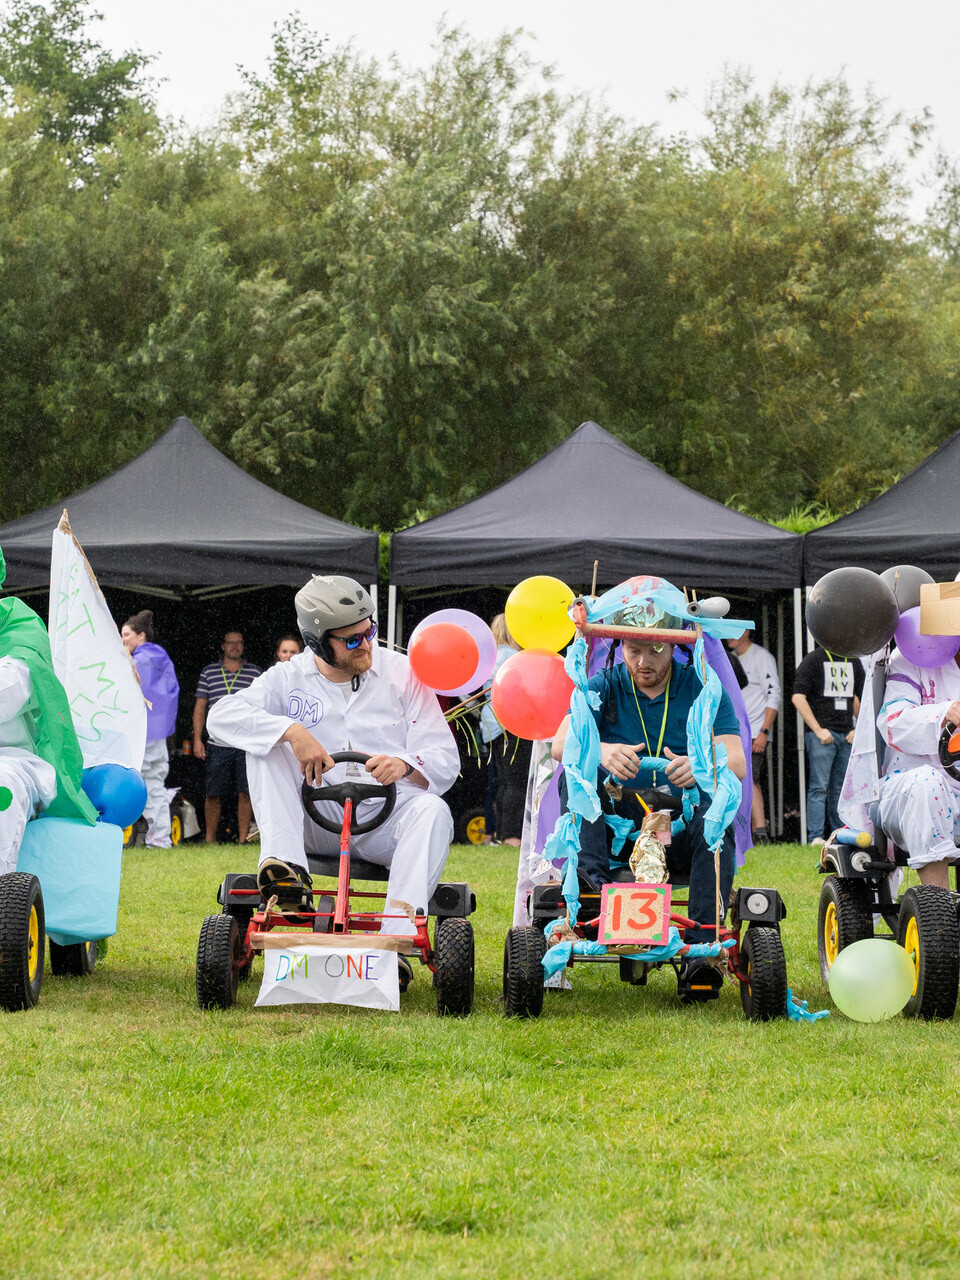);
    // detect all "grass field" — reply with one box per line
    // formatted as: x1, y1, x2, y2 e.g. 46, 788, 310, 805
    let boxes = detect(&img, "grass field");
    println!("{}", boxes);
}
2, 840, 960, 1279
